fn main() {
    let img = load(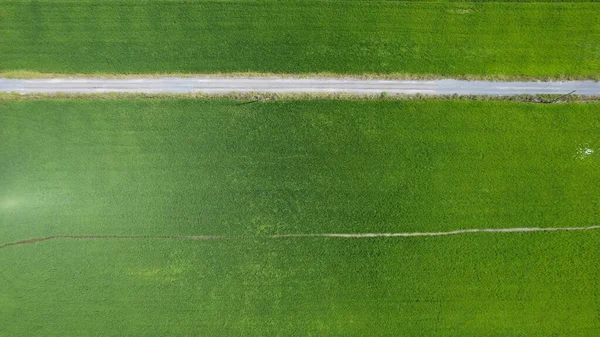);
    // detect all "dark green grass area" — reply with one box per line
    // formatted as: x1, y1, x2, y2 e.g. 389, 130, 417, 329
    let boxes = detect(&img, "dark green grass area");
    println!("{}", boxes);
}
1, 232, 599, 336
0, 0, 599, 78
1, 99, 600, 243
